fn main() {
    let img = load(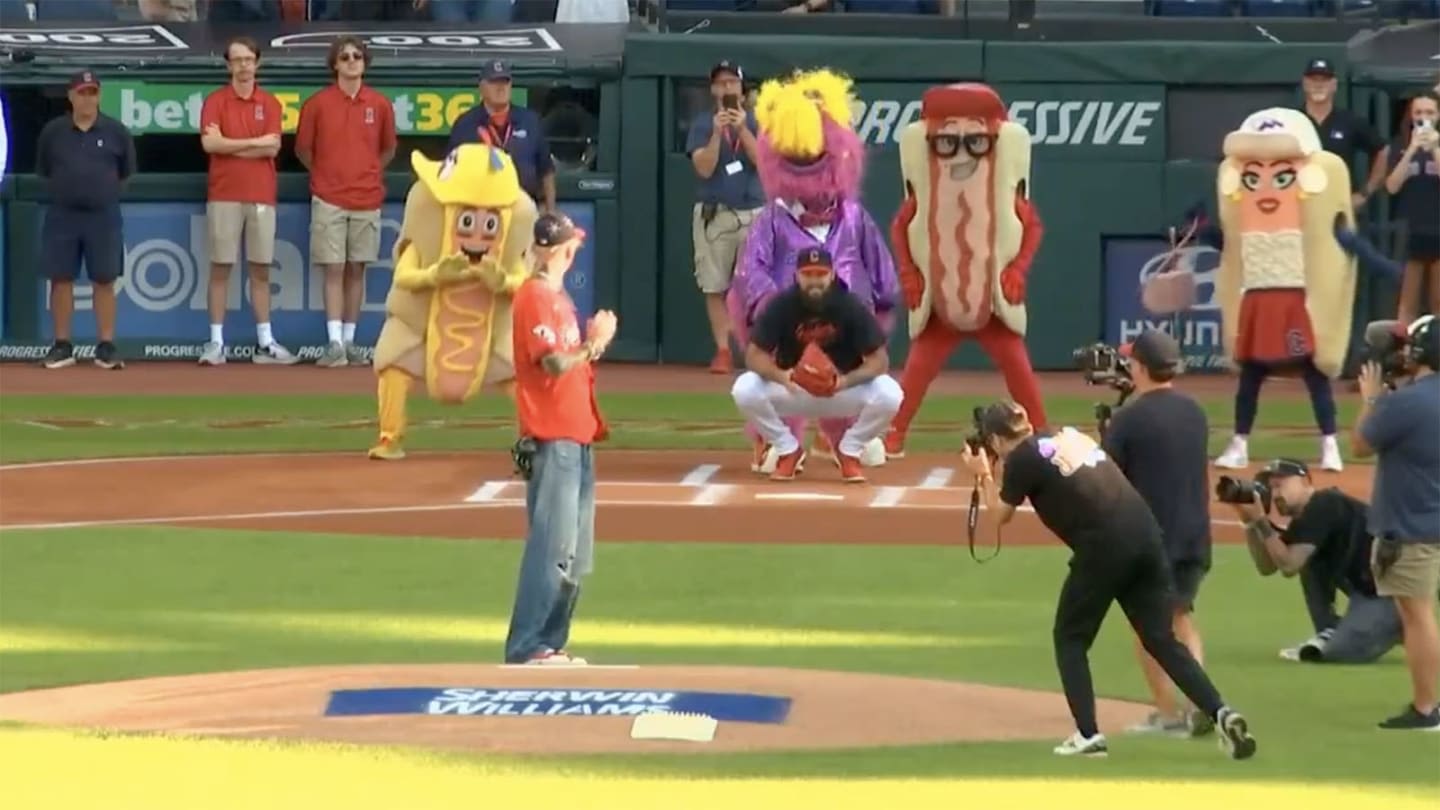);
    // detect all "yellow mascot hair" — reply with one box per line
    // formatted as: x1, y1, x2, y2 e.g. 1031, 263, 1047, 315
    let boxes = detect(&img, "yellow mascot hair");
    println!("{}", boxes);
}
754, 68, 857, 160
